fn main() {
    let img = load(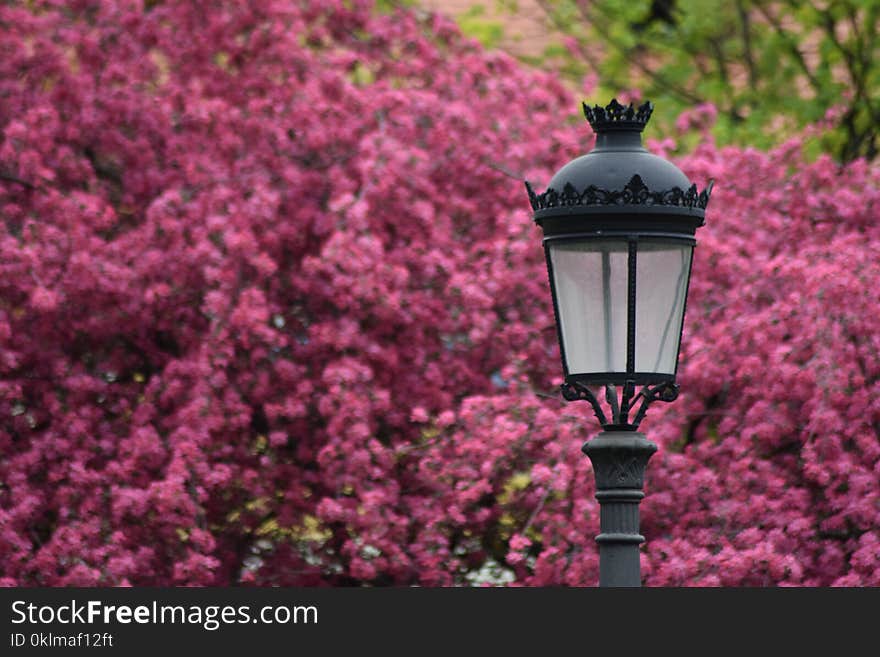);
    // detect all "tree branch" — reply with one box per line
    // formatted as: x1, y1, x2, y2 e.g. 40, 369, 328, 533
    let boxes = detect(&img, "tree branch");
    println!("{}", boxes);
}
533, 0, 601, 75
754, 2, 822, 93
0, 172, 36, 189
735, 0, 758, 92
586, 0, 705, 105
